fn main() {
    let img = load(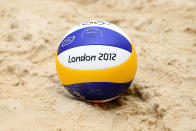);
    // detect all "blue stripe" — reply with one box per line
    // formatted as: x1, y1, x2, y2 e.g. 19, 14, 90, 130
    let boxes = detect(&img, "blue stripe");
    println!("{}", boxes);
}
64, 81, 133, 101
58, 26, 132, 55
